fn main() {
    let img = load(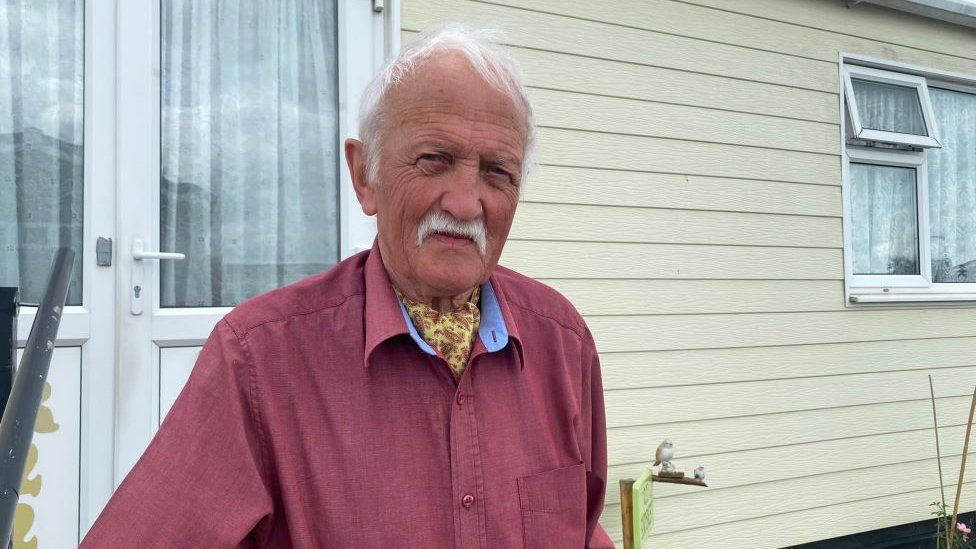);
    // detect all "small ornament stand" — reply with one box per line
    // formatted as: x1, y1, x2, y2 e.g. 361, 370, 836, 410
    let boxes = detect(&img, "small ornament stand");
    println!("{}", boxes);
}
620, 470, 707, 549
652, 474, 707, 487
